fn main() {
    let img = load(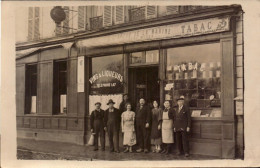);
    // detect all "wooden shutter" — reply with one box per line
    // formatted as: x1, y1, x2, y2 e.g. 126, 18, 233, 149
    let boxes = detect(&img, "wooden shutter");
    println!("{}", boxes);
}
115, 6, 124, 24
16, 65, 26, 115
63, 6, 70, 34
166, 6, 179, 15
38, 62, 53, 114
146, 6, 157, 19
103, 6, 112, 26
34, 7, 40, 40
28, 7, 33, 41
78, 6, 86, 30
